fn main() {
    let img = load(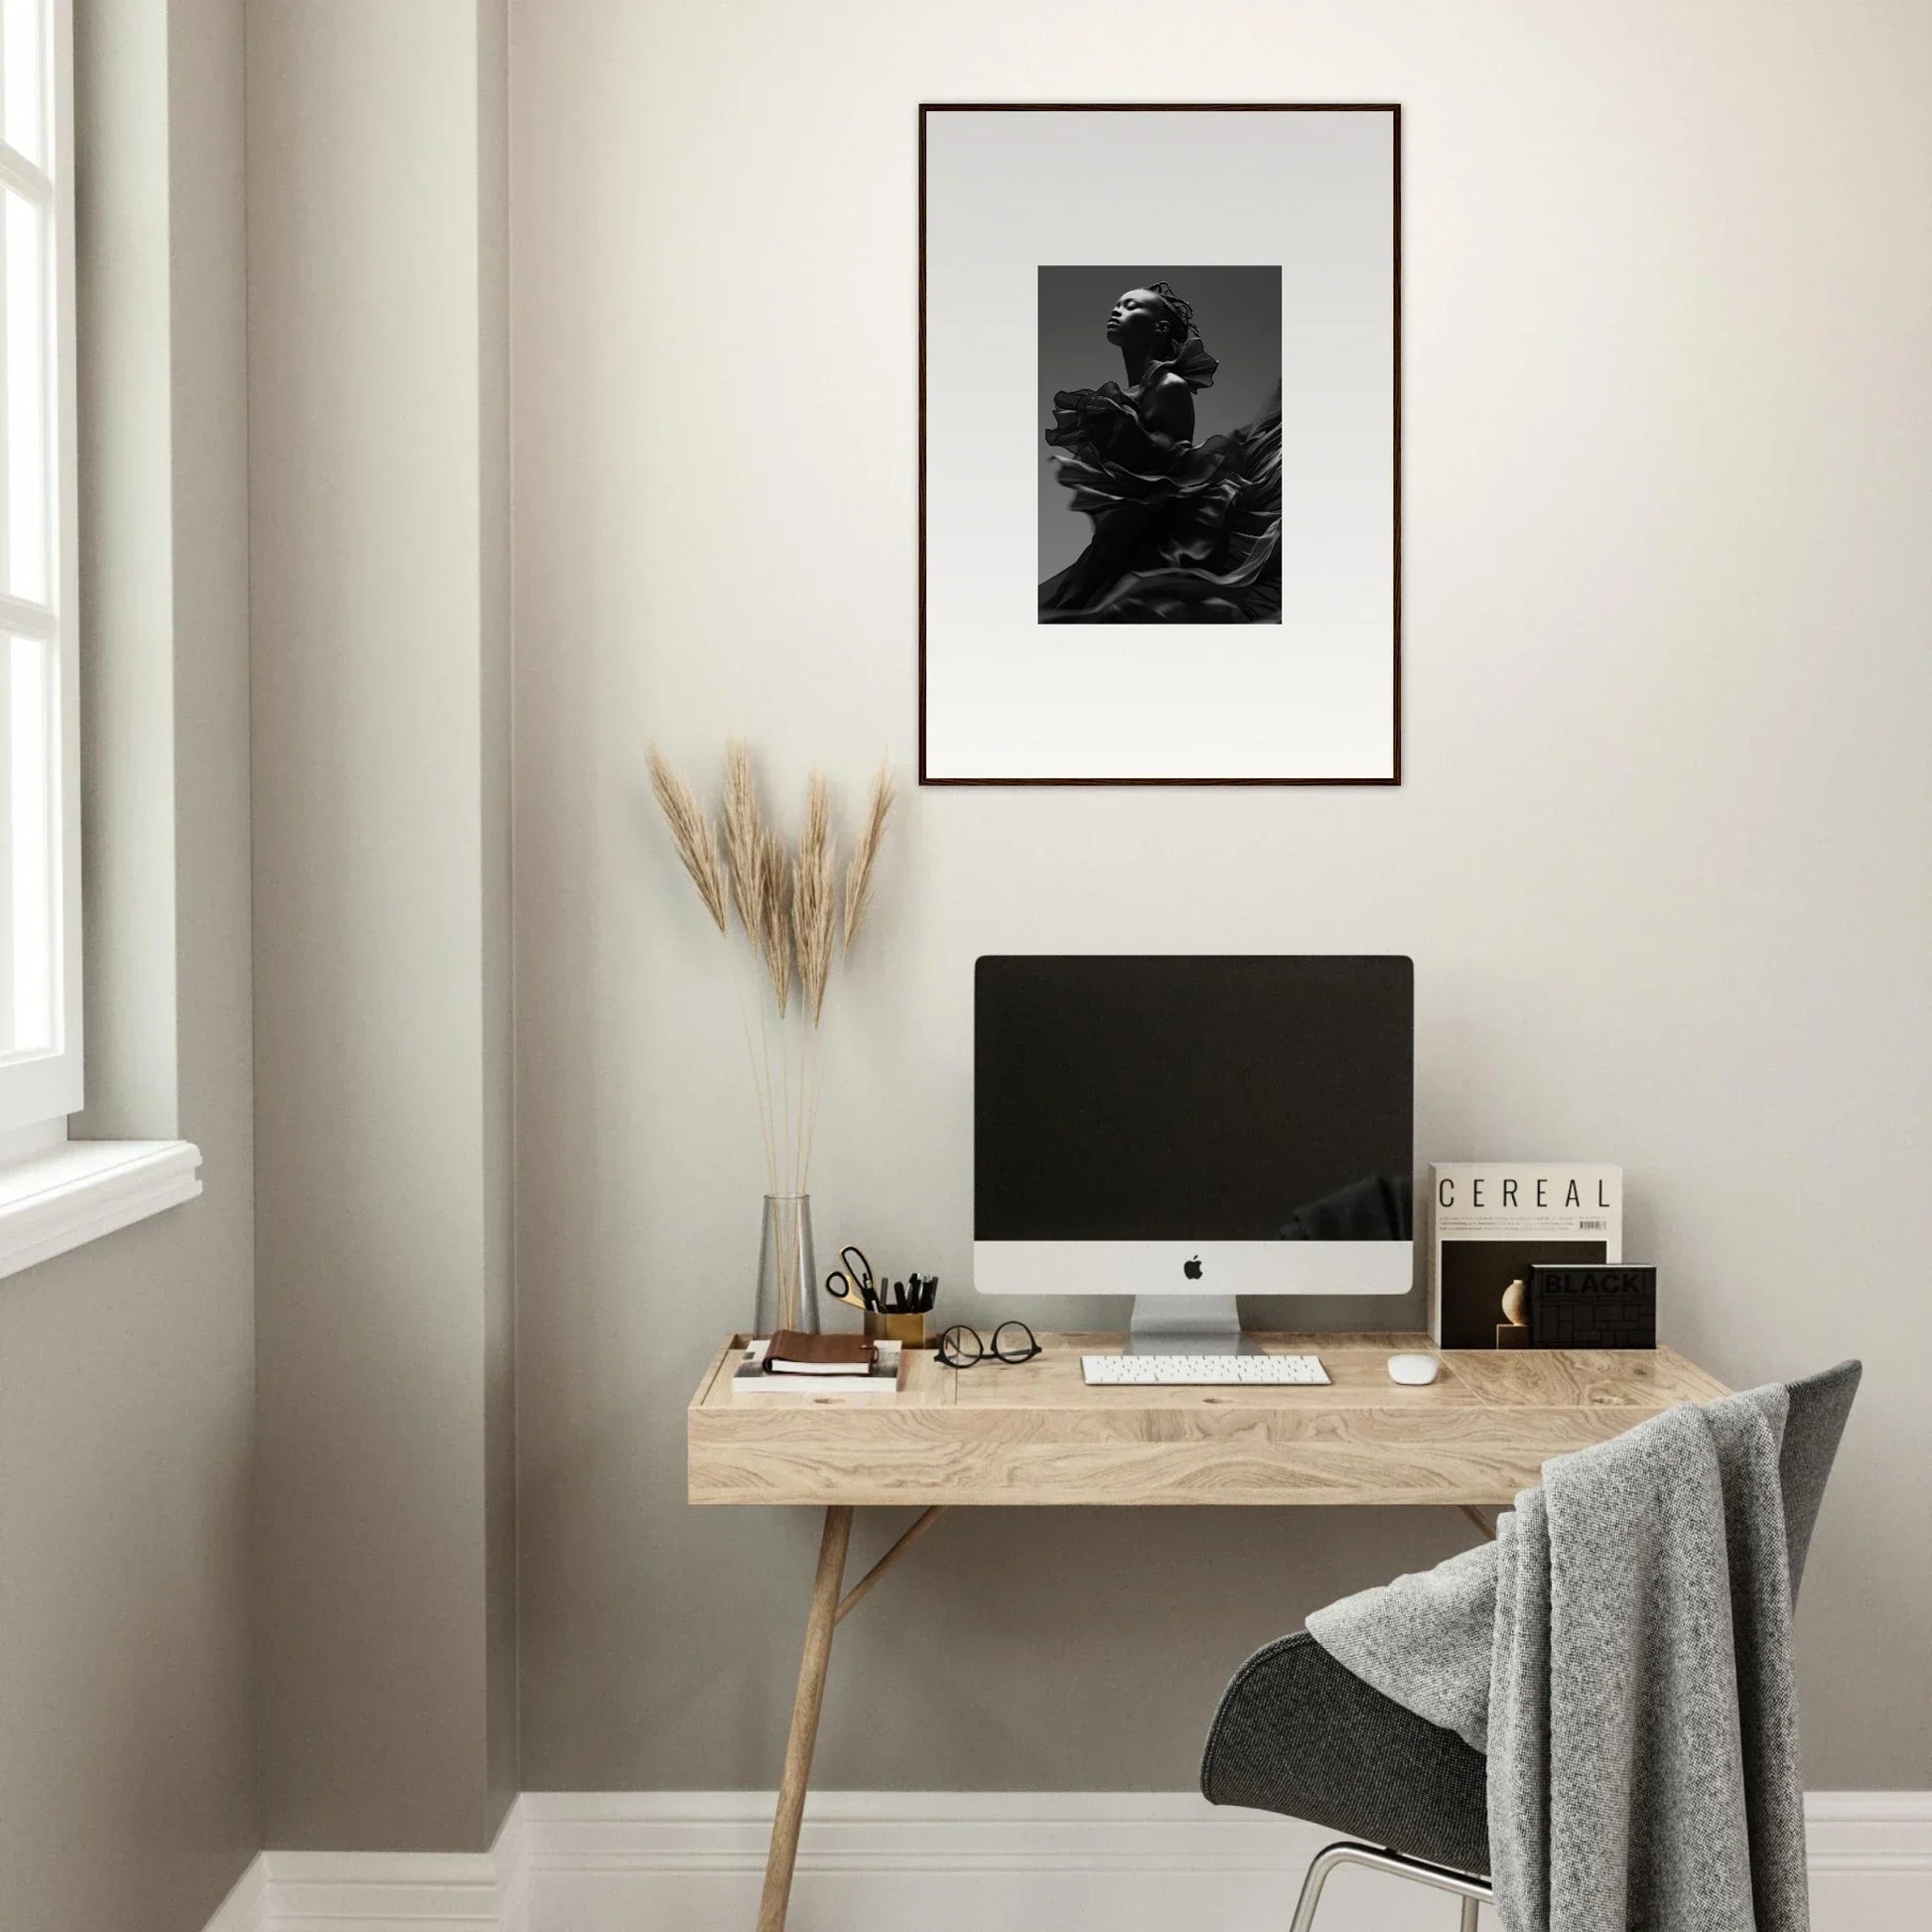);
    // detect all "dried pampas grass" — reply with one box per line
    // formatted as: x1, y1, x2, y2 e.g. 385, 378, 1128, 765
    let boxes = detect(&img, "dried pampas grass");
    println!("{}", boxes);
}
722, 739, 765, 941
759, 827, 793, 1018
842, 762, 895, 950
647, 742, 897, 1195
646, 748, 727, 934
792, 773, 837, 1025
